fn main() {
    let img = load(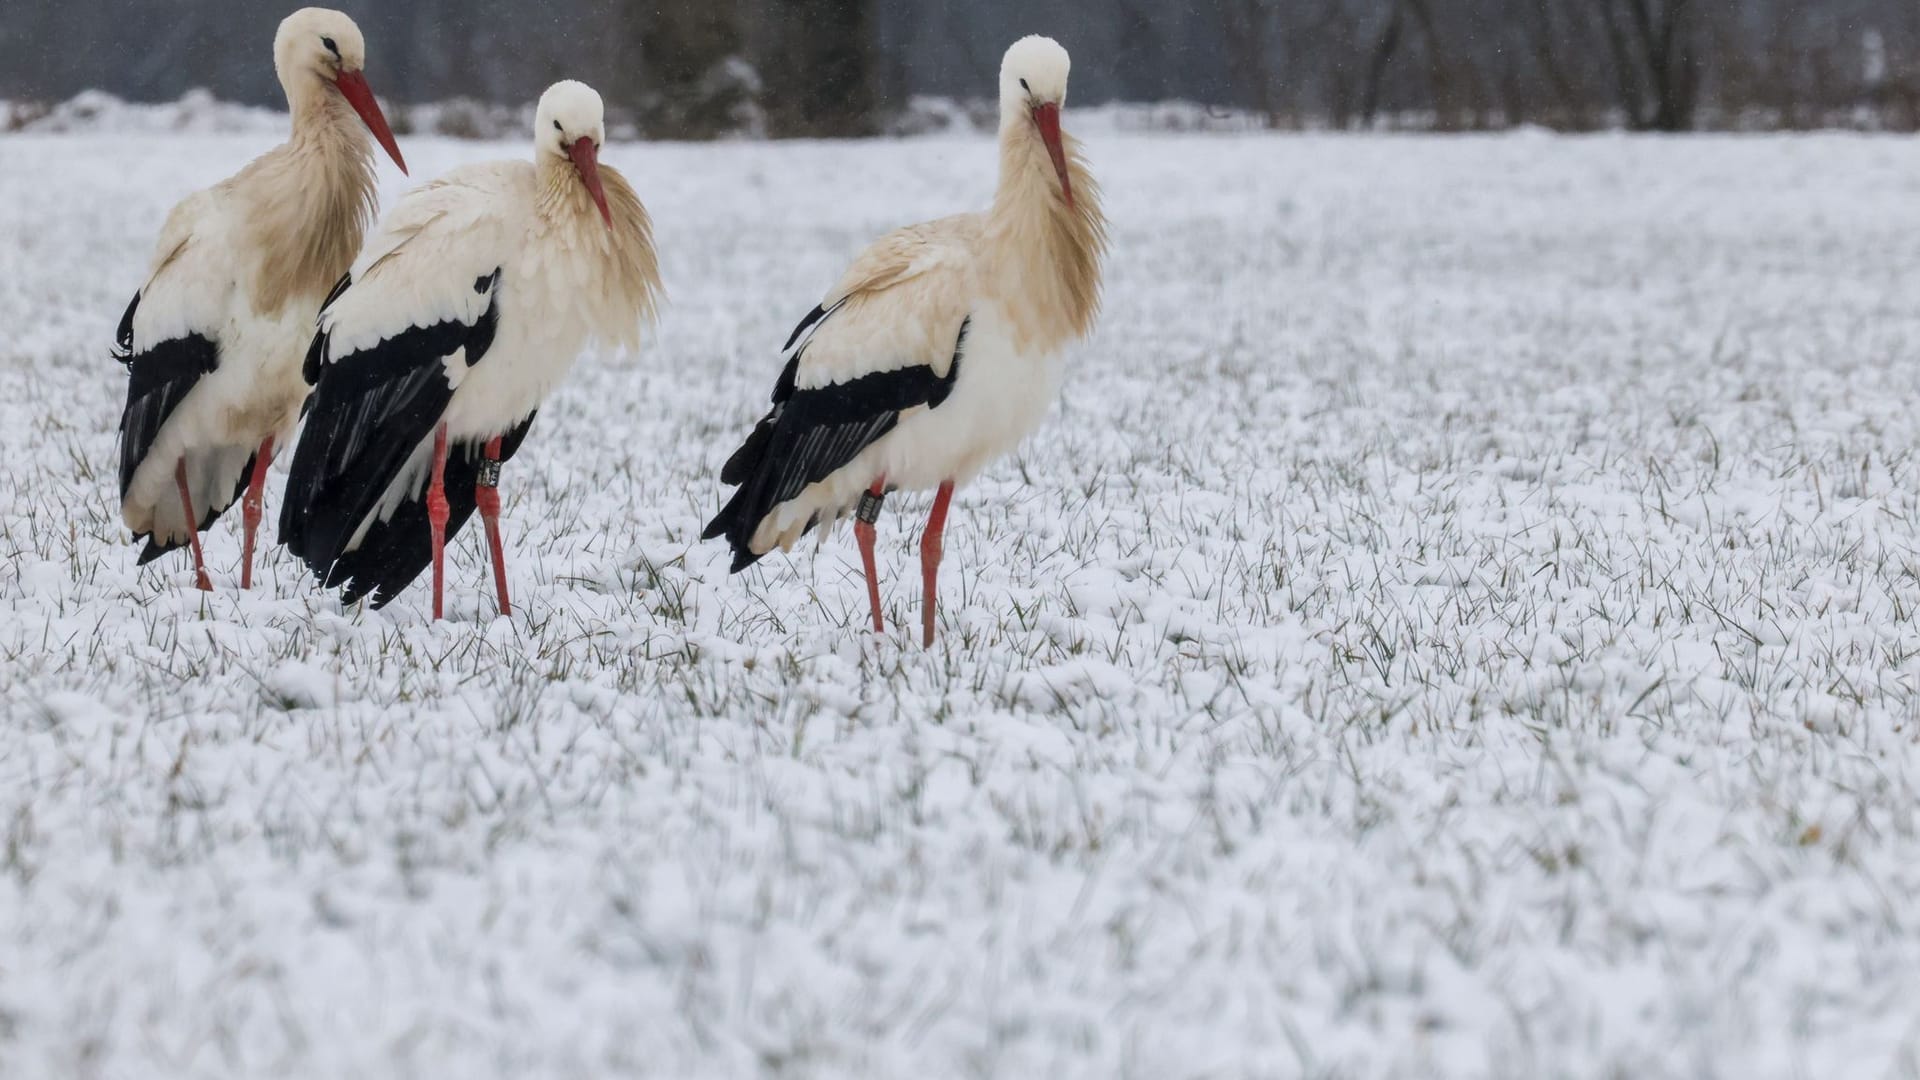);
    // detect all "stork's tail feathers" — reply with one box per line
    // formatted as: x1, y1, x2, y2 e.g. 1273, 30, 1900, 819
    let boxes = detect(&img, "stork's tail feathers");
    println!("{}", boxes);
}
704, 405, 786, 570
704, 477, 850, 575
702, 486, 770, 573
